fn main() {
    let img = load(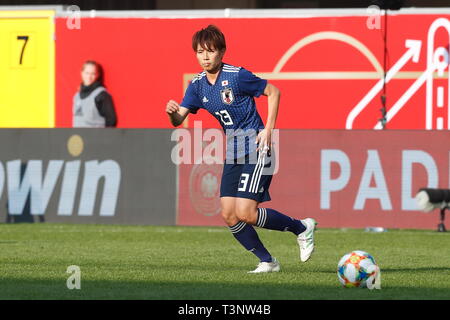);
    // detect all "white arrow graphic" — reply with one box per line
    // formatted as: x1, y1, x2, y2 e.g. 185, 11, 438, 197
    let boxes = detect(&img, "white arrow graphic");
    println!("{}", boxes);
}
373, 67, 434, 129
346, 39, 422, 129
